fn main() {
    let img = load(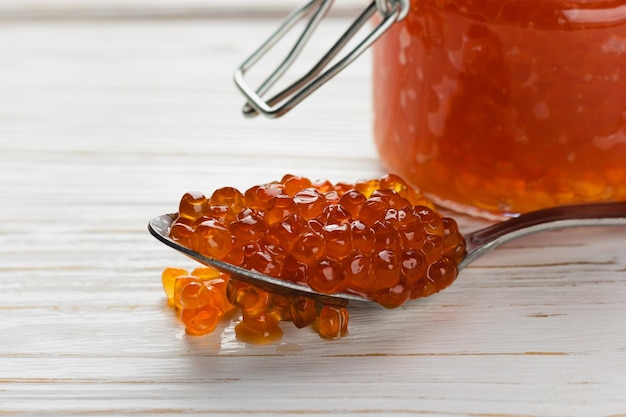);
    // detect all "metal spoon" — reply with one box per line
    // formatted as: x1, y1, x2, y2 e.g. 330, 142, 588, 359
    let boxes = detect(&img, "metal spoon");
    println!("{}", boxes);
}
149, 201, 626, 306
